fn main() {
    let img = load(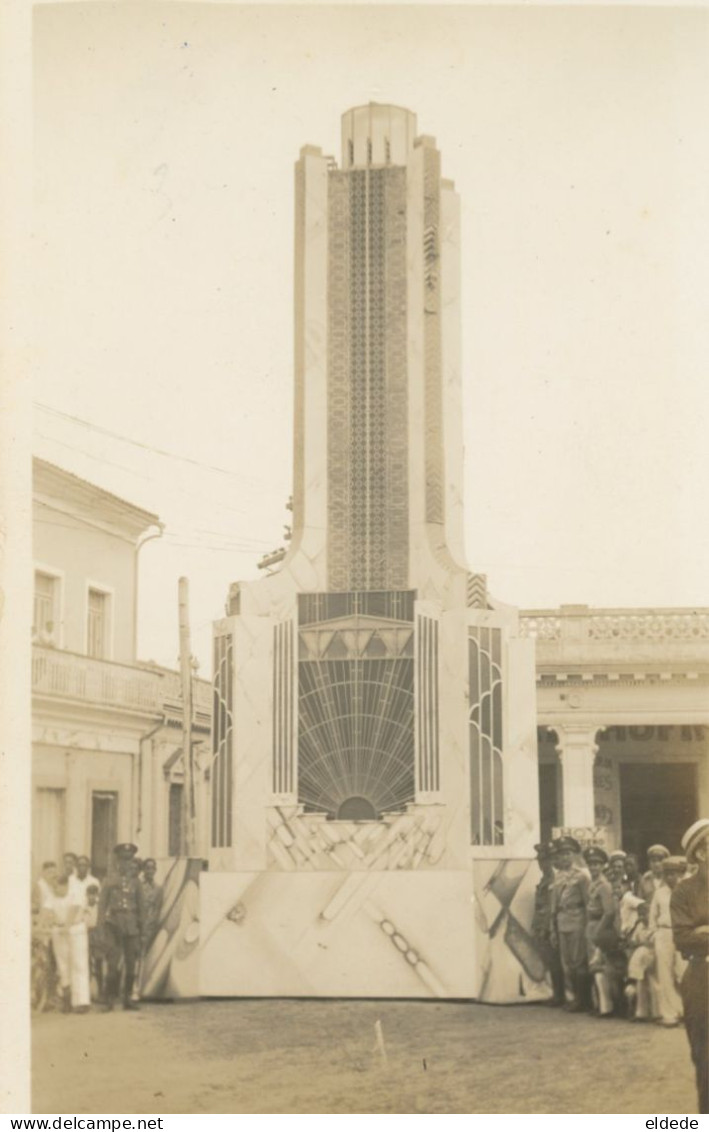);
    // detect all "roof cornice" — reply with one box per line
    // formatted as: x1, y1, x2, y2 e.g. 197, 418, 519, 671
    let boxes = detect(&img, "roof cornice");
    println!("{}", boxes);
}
33, 457, 160, 542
